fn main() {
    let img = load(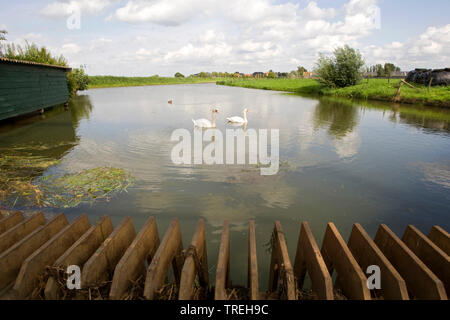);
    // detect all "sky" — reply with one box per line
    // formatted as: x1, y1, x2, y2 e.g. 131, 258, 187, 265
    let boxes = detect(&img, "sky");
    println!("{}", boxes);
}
1, 0, 449, 76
